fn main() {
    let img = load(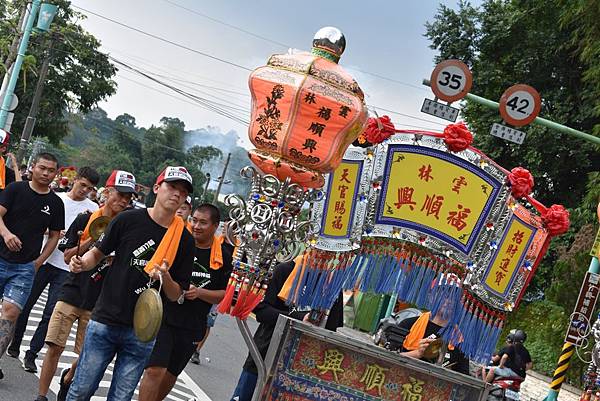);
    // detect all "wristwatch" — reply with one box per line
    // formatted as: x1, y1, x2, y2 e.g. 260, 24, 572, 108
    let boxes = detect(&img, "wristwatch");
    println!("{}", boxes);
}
177, 290, 185, 305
